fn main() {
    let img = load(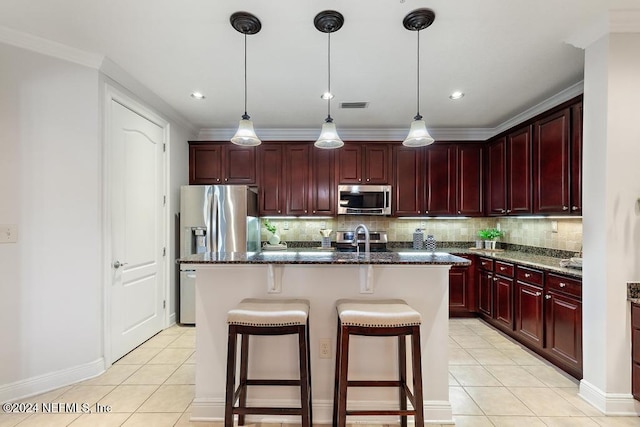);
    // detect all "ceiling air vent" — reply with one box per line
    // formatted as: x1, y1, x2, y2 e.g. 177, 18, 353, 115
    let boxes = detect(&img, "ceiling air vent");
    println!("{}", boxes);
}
340, 102, 369, 109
